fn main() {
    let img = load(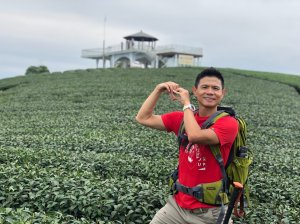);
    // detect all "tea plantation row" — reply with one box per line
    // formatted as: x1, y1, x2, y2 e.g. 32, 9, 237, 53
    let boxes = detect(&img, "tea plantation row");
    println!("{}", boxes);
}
0, 68, 299, 223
